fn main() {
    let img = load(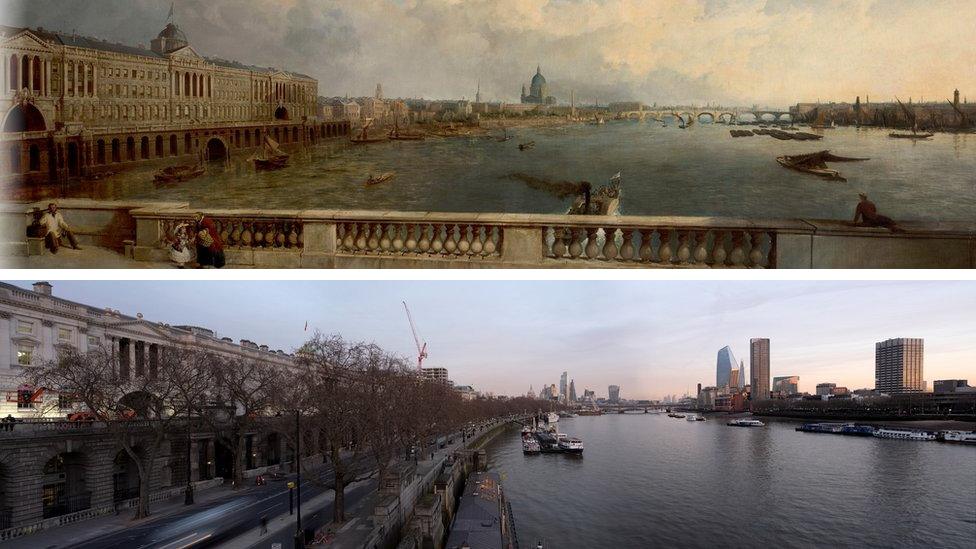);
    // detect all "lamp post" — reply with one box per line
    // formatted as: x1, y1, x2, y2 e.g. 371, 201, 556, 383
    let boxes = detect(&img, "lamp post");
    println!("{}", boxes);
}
185, 403, 194, 505
294, 409, 303, 549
